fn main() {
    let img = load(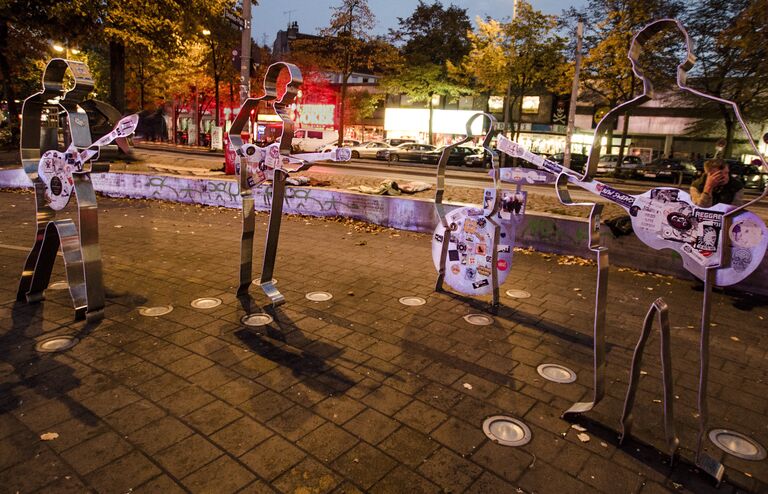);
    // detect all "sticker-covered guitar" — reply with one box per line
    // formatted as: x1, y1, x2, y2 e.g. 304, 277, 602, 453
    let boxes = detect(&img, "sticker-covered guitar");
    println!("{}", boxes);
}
236, 142, 351, 189
497, 135, 767, 286
37, 114, 139, 210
